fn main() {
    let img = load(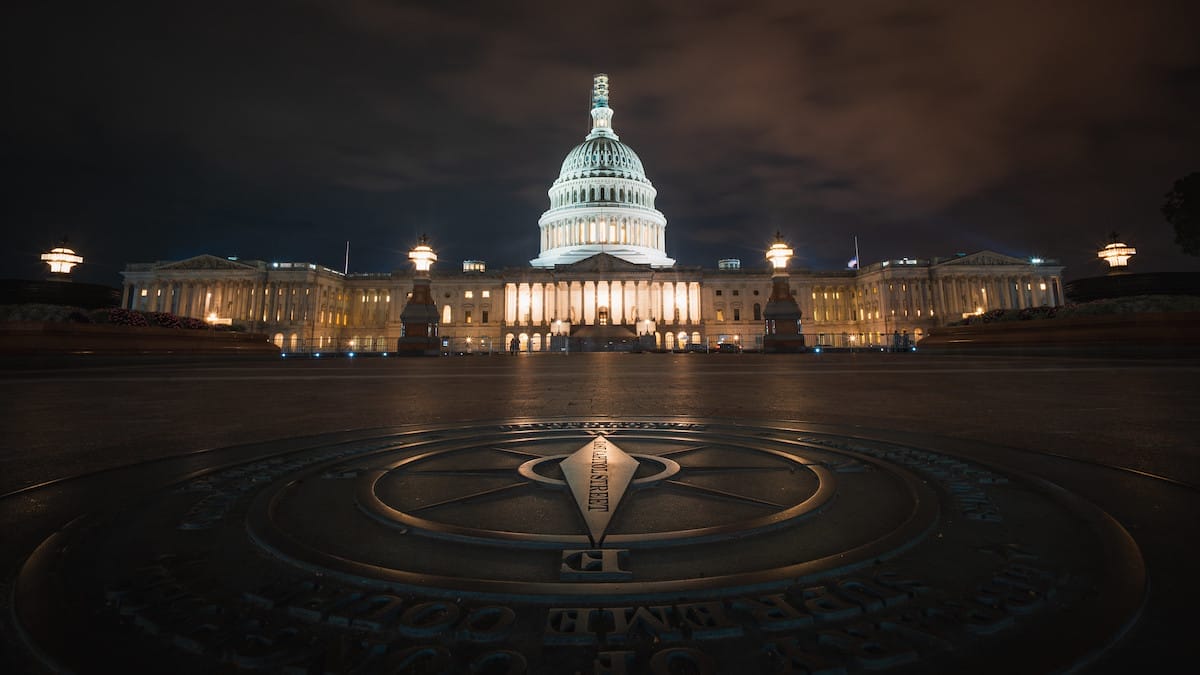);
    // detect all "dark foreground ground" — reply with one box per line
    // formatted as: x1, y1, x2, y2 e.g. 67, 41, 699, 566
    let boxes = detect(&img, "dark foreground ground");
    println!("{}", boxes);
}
1, 351, 1197, 672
